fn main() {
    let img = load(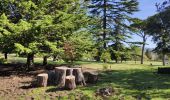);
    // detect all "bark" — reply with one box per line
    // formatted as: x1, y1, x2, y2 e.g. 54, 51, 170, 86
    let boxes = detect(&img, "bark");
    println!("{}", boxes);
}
162, 53, 166, 66
103, 0, 107, 49
36, 73, 48, 87
73, 68, 86, 86
27, 53, 34, 68
141, 37, 146, 64
43, 56, 48, 66
47, 70, 56, 85
66, 68, 73, 76
55, 67, 67, 87
115, 58, 119, 63
4, 52, 7, 60
65, 76, 76, 90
